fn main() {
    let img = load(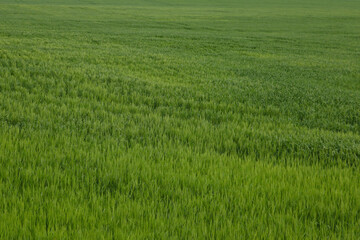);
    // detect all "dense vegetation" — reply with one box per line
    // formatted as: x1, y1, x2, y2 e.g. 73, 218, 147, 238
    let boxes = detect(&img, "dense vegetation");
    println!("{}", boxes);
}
1, 0, 359, 238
